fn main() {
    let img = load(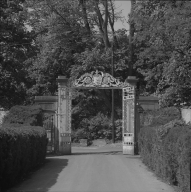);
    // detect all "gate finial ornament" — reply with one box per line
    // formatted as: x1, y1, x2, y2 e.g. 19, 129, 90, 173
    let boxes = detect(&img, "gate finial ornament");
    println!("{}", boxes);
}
93, 70, 102, 86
